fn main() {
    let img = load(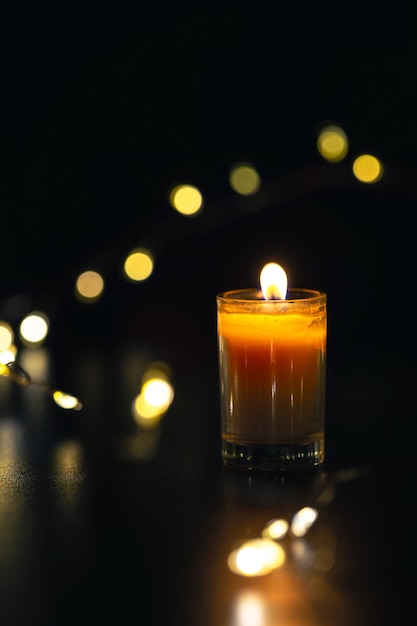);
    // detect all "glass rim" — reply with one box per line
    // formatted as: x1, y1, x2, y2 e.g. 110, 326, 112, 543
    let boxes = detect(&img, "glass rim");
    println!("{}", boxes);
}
216, 287, 326, 303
